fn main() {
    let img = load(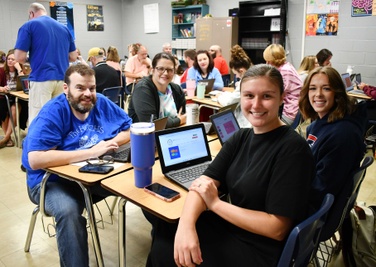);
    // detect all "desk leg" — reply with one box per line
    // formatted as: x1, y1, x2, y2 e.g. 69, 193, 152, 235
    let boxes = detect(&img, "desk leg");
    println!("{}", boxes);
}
77, 182, 105, 267
15, 96, 20, 147
118, 198, 127, 267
